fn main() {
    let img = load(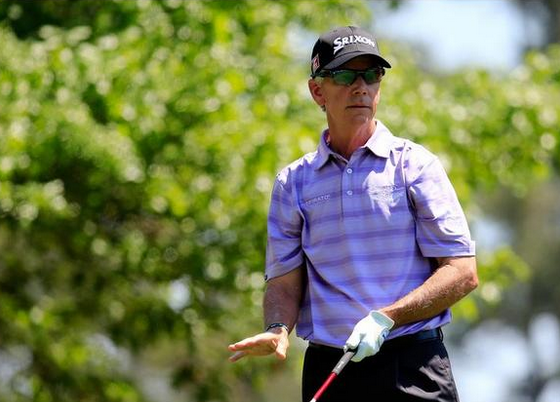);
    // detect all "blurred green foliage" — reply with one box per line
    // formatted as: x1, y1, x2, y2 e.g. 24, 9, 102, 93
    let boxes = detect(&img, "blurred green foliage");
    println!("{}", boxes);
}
0, 0, 559, 401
